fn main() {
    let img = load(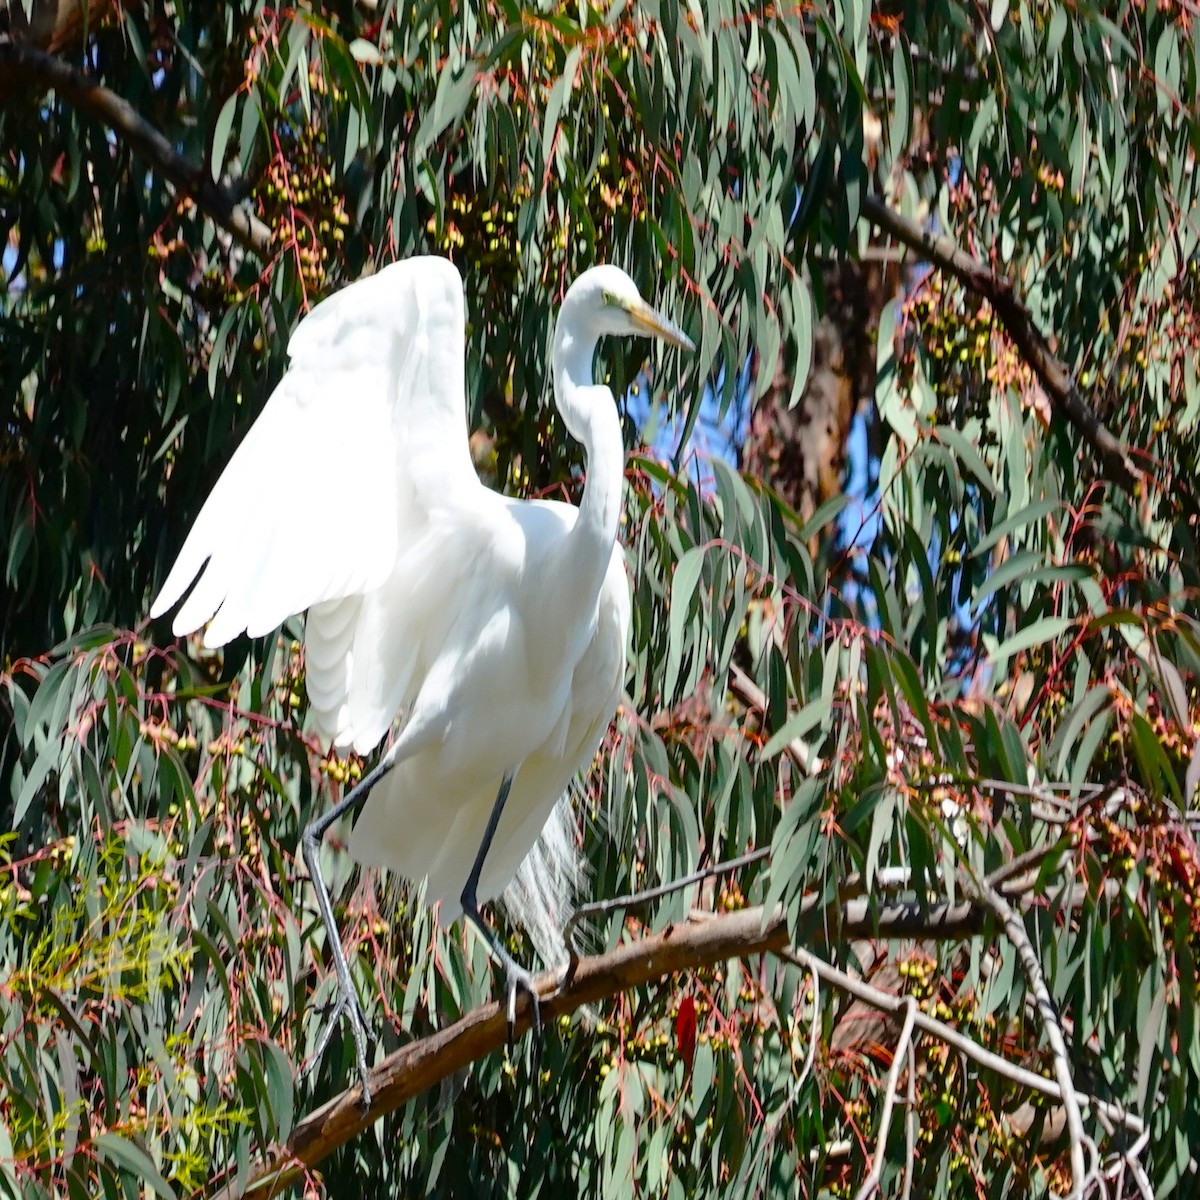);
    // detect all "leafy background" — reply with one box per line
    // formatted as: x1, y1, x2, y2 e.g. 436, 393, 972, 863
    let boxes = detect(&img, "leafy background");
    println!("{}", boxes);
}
3, 0, 1200, 1196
